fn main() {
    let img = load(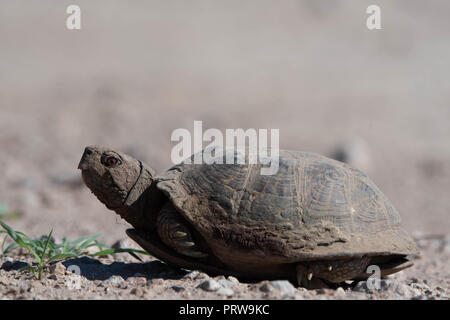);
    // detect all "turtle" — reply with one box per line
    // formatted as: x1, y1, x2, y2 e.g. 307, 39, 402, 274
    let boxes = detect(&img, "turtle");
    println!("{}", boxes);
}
78, 145, 419, 288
